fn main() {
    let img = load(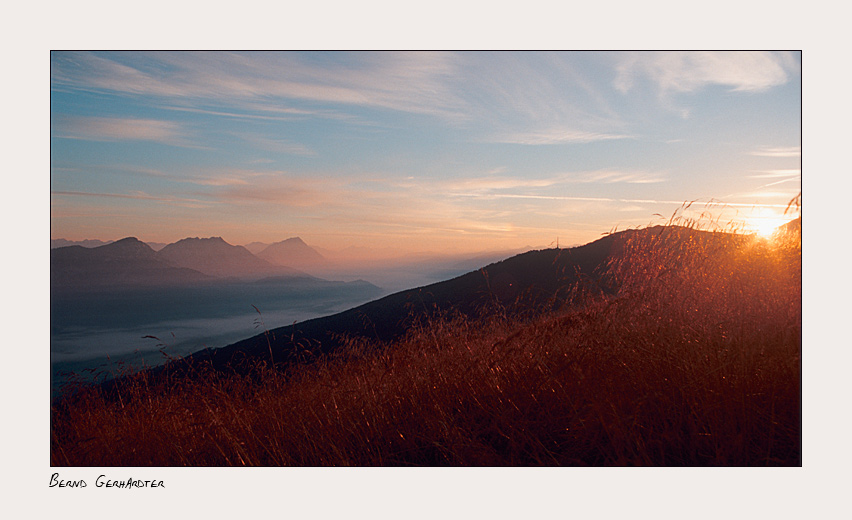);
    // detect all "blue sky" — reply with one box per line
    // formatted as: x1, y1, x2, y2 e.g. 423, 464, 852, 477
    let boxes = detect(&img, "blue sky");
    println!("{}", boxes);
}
50, 51, 801, 253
